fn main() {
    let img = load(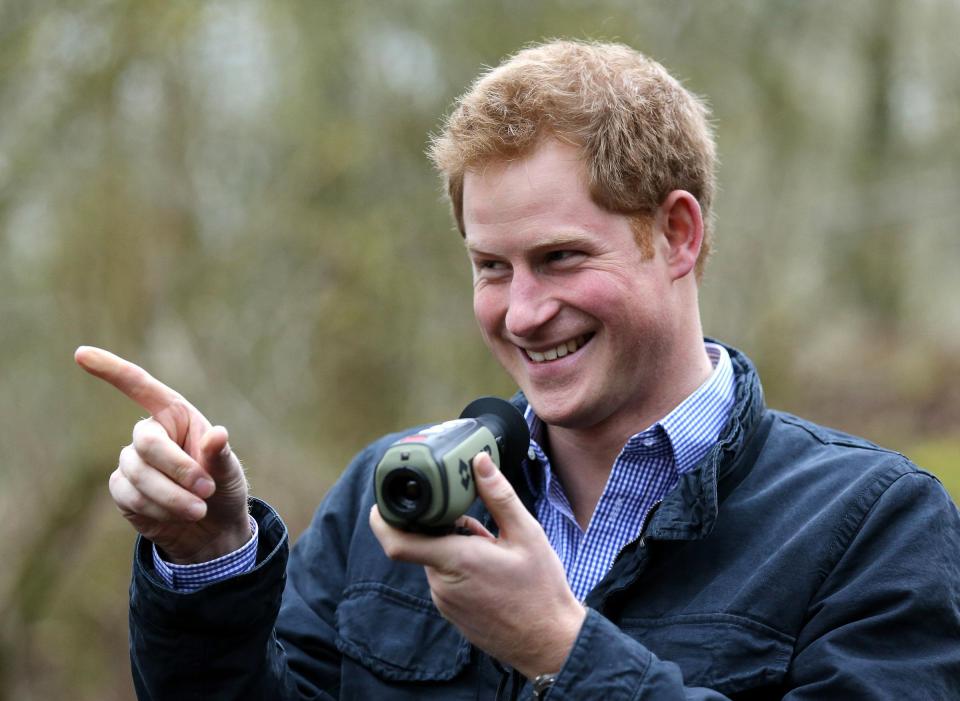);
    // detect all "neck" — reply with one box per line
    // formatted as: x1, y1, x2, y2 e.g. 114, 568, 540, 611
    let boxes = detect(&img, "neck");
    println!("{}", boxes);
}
544, 333, 714, 529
